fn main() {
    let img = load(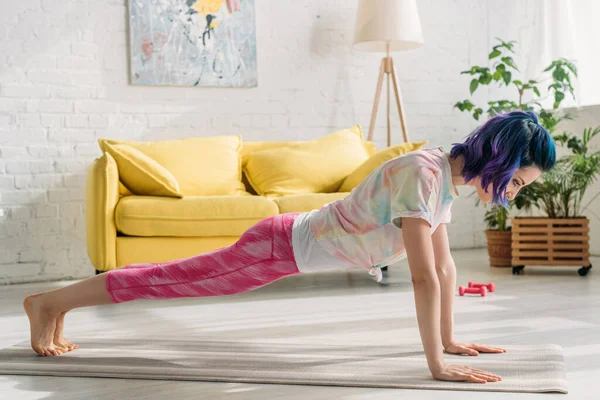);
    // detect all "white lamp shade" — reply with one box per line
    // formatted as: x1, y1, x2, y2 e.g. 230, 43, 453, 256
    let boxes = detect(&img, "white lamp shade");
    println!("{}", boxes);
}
353, 0, 424, 52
